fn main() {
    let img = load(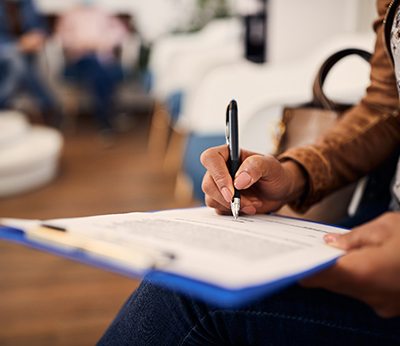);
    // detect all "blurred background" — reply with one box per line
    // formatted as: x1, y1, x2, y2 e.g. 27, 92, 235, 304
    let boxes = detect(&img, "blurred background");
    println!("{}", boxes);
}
0, 0, 375, 344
